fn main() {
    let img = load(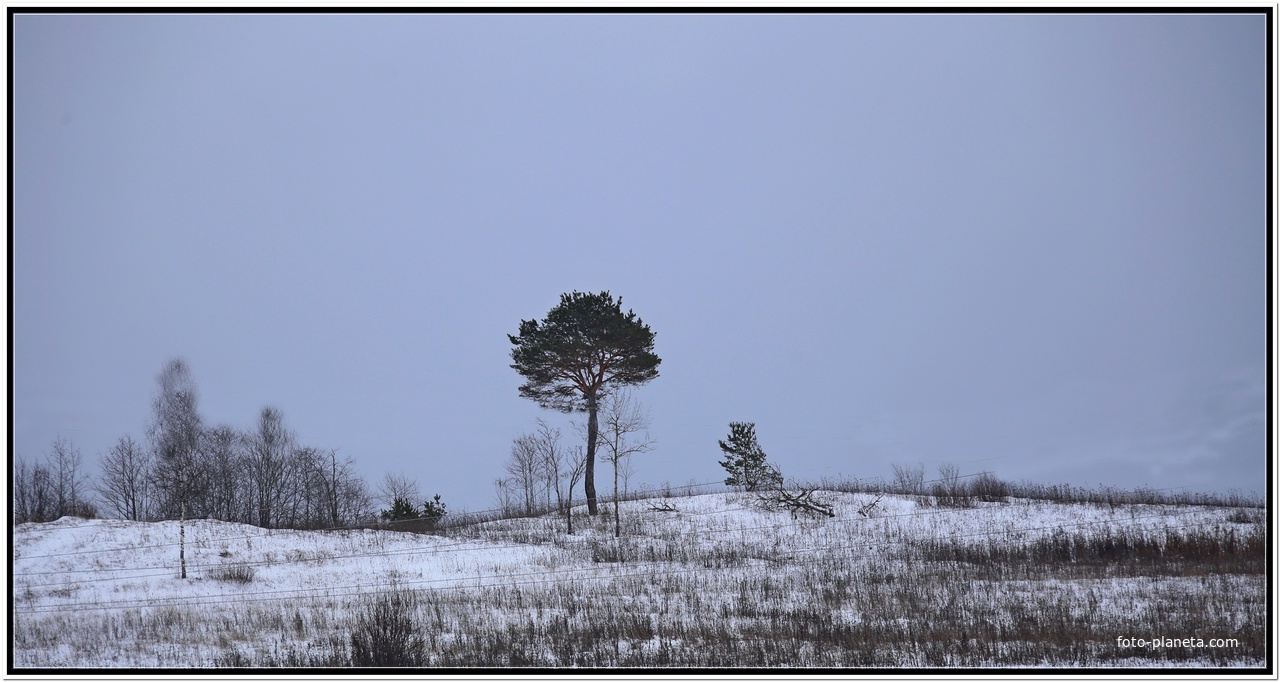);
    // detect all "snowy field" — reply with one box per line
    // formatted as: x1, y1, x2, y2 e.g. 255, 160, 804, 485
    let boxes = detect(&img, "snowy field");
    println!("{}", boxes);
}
10, 490, 1267, 669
